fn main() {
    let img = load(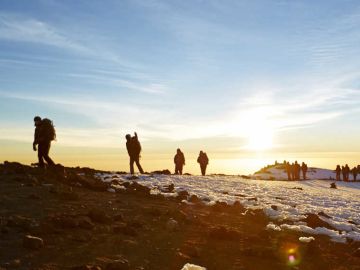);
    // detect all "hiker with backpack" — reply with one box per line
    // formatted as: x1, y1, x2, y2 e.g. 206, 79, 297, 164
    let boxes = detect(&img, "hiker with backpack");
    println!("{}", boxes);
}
174, 148, 185, 175
125, 132, 144, 174
33, 116, 56, 168
197, 151, 209, 176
